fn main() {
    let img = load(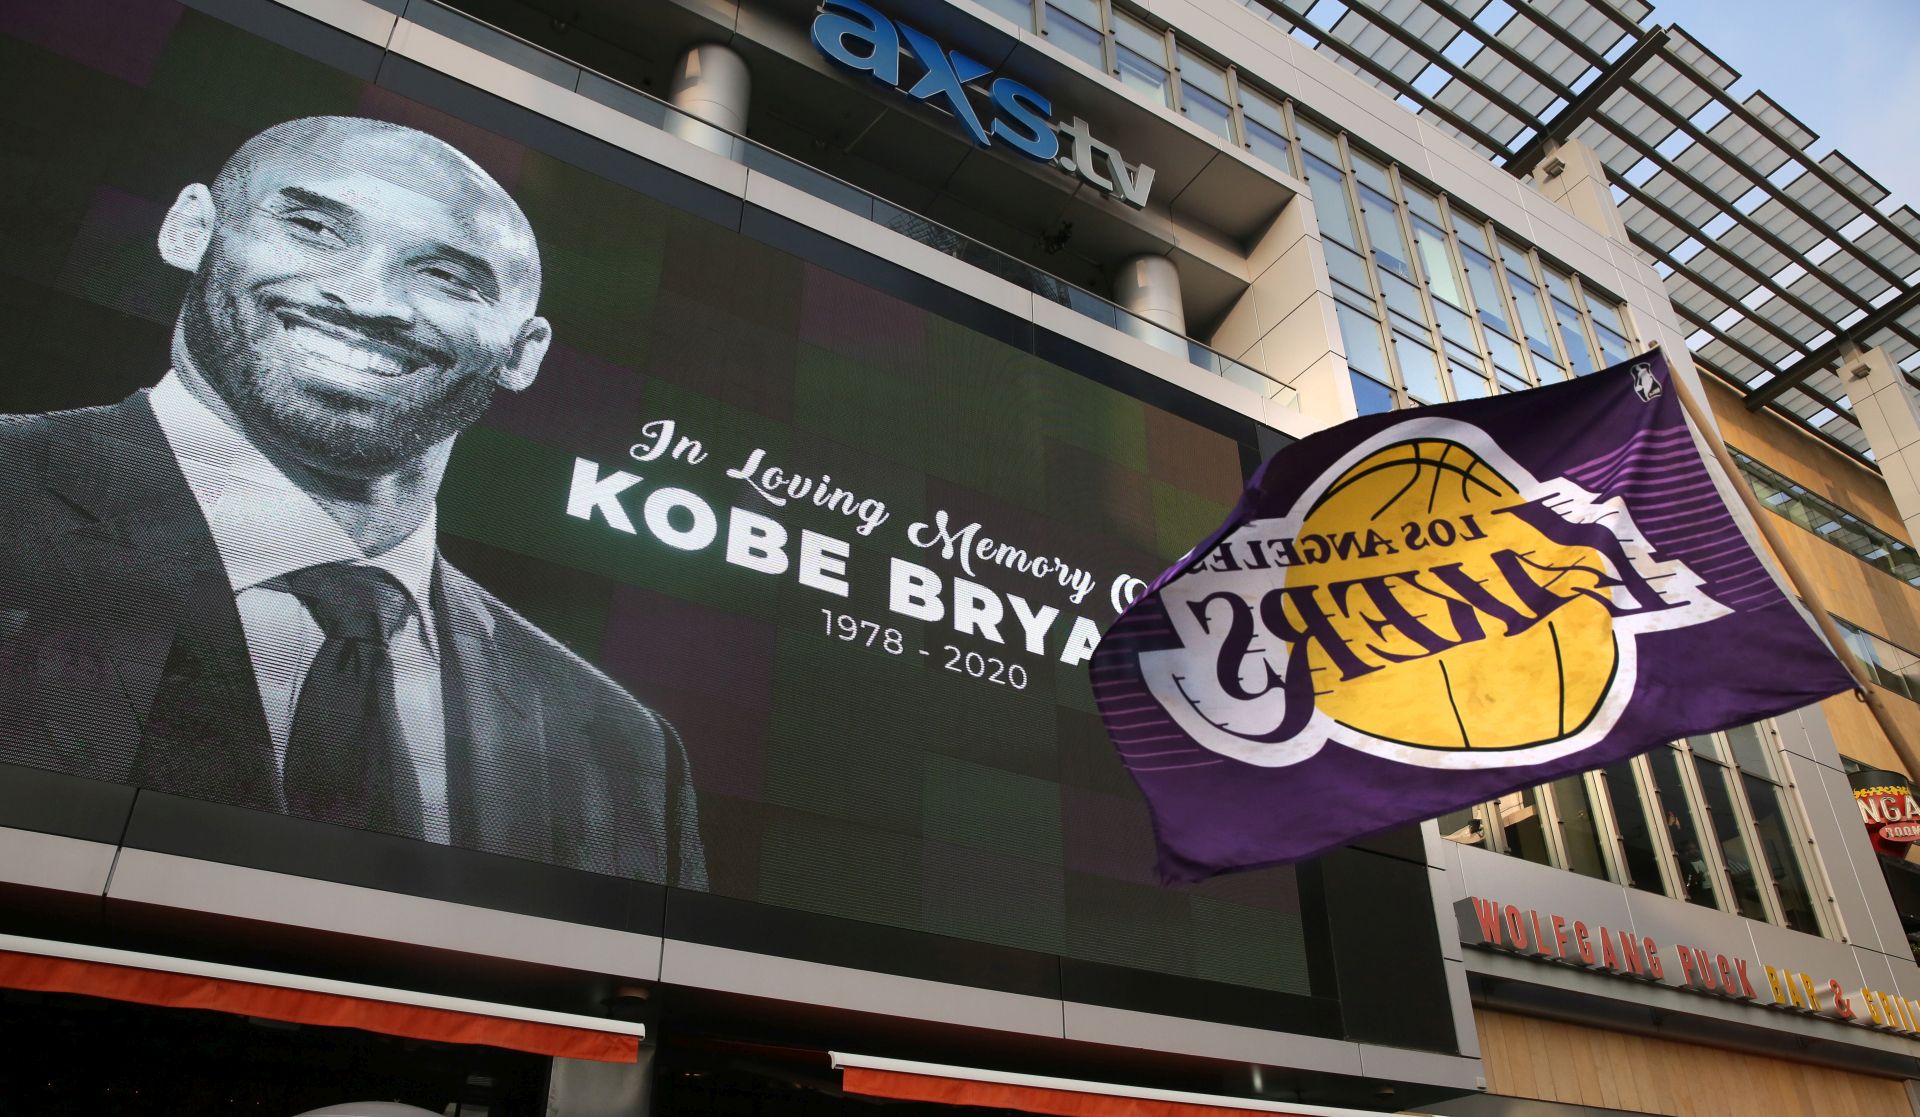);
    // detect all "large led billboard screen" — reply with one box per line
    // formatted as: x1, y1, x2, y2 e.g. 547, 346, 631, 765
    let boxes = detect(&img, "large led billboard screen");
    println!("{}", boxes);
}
0, 1, 1452, 1042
